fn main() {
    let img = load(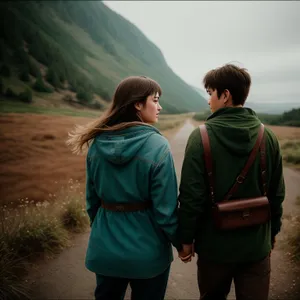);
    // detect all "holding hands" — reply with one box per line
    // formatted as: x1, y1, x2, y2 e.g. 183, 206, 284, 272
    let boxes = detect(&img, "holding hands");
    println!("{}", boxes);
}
178, 244, 195, 263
